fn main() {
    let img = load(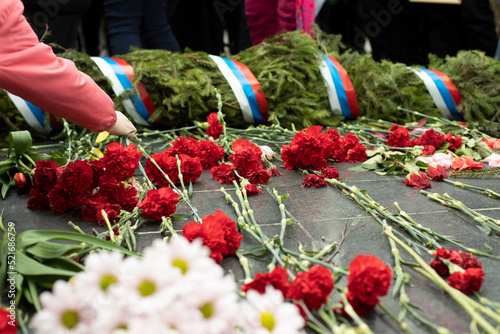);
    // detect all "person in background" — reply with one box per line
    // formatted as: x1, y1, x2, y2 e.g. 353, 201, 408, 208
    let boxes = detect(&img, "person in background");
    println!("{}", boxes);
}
245, 0, 315, 45
0, 0, 136, 139
21, 0, 91, 53
103, 0, 180, 55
